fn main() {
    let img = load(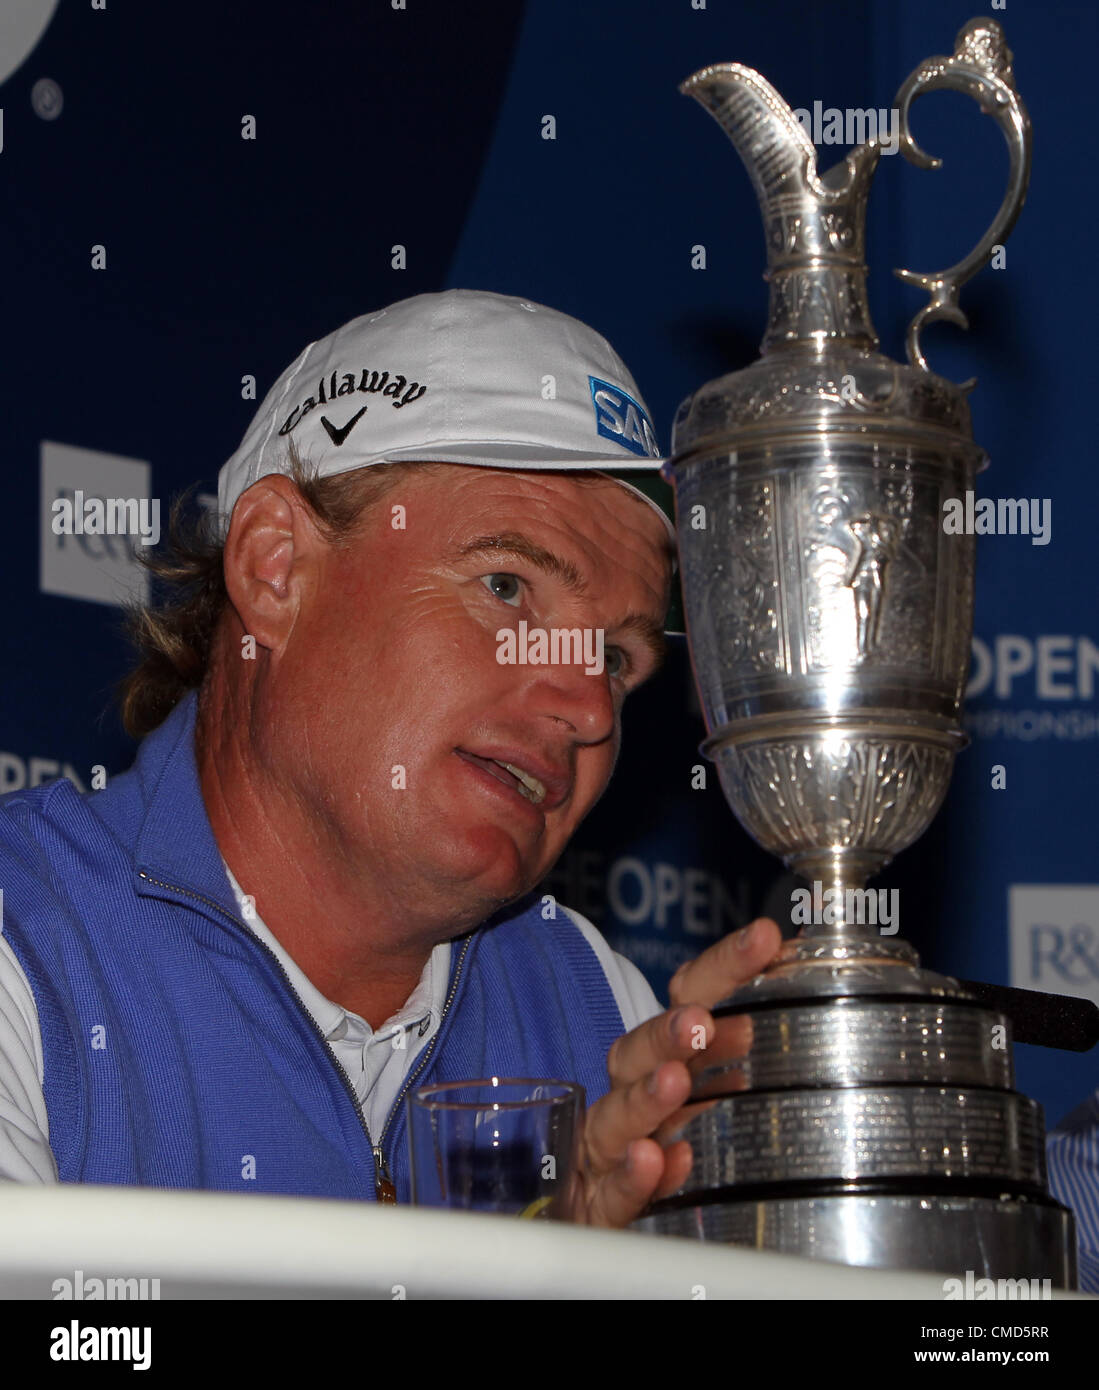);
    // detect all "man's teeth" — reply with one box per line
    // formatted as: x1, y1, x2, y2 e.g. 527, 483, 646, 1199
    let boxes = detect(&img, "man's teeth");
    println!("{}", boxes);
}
493, 760, 547, 806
